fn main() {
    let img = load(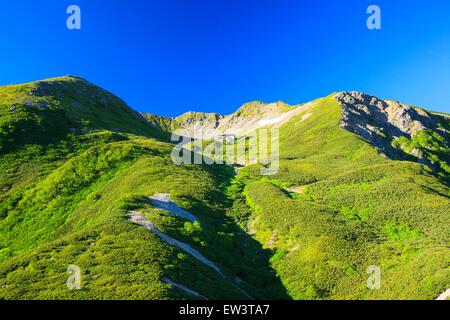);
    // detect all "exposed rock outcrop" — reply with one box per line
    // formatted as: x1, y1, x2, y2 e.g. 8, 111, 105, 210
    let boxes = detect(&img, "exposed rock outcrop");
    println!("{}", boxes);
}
335, 91, 438, 158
